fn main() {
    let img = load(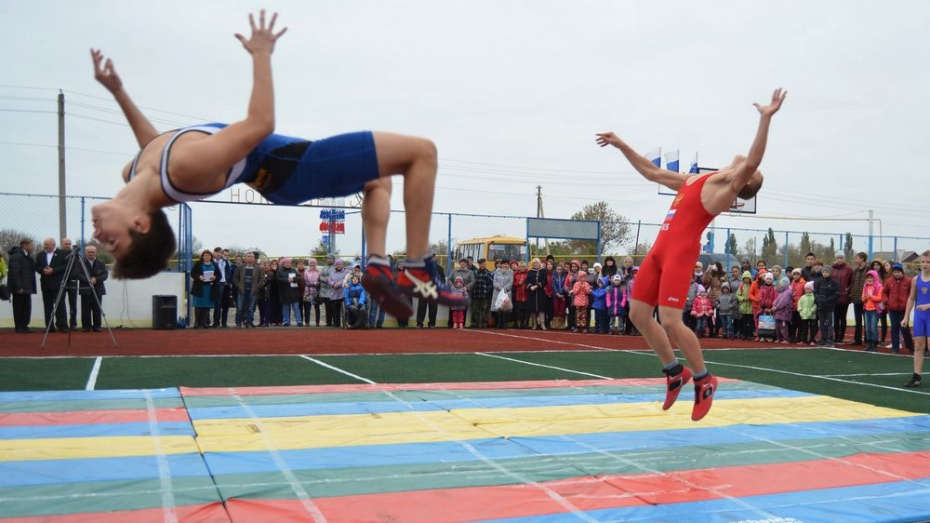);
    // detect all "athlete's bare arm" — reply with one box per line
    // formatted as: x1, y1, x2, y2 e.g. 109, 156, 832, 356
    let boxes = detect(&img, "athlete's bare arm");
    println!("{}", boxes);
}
903, 275, 917, 326
91, 49, 159, 149
701, 88, 787, 215
168, 10, 287, 185
732, 88, 786, 184
596, 132, 689, 192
